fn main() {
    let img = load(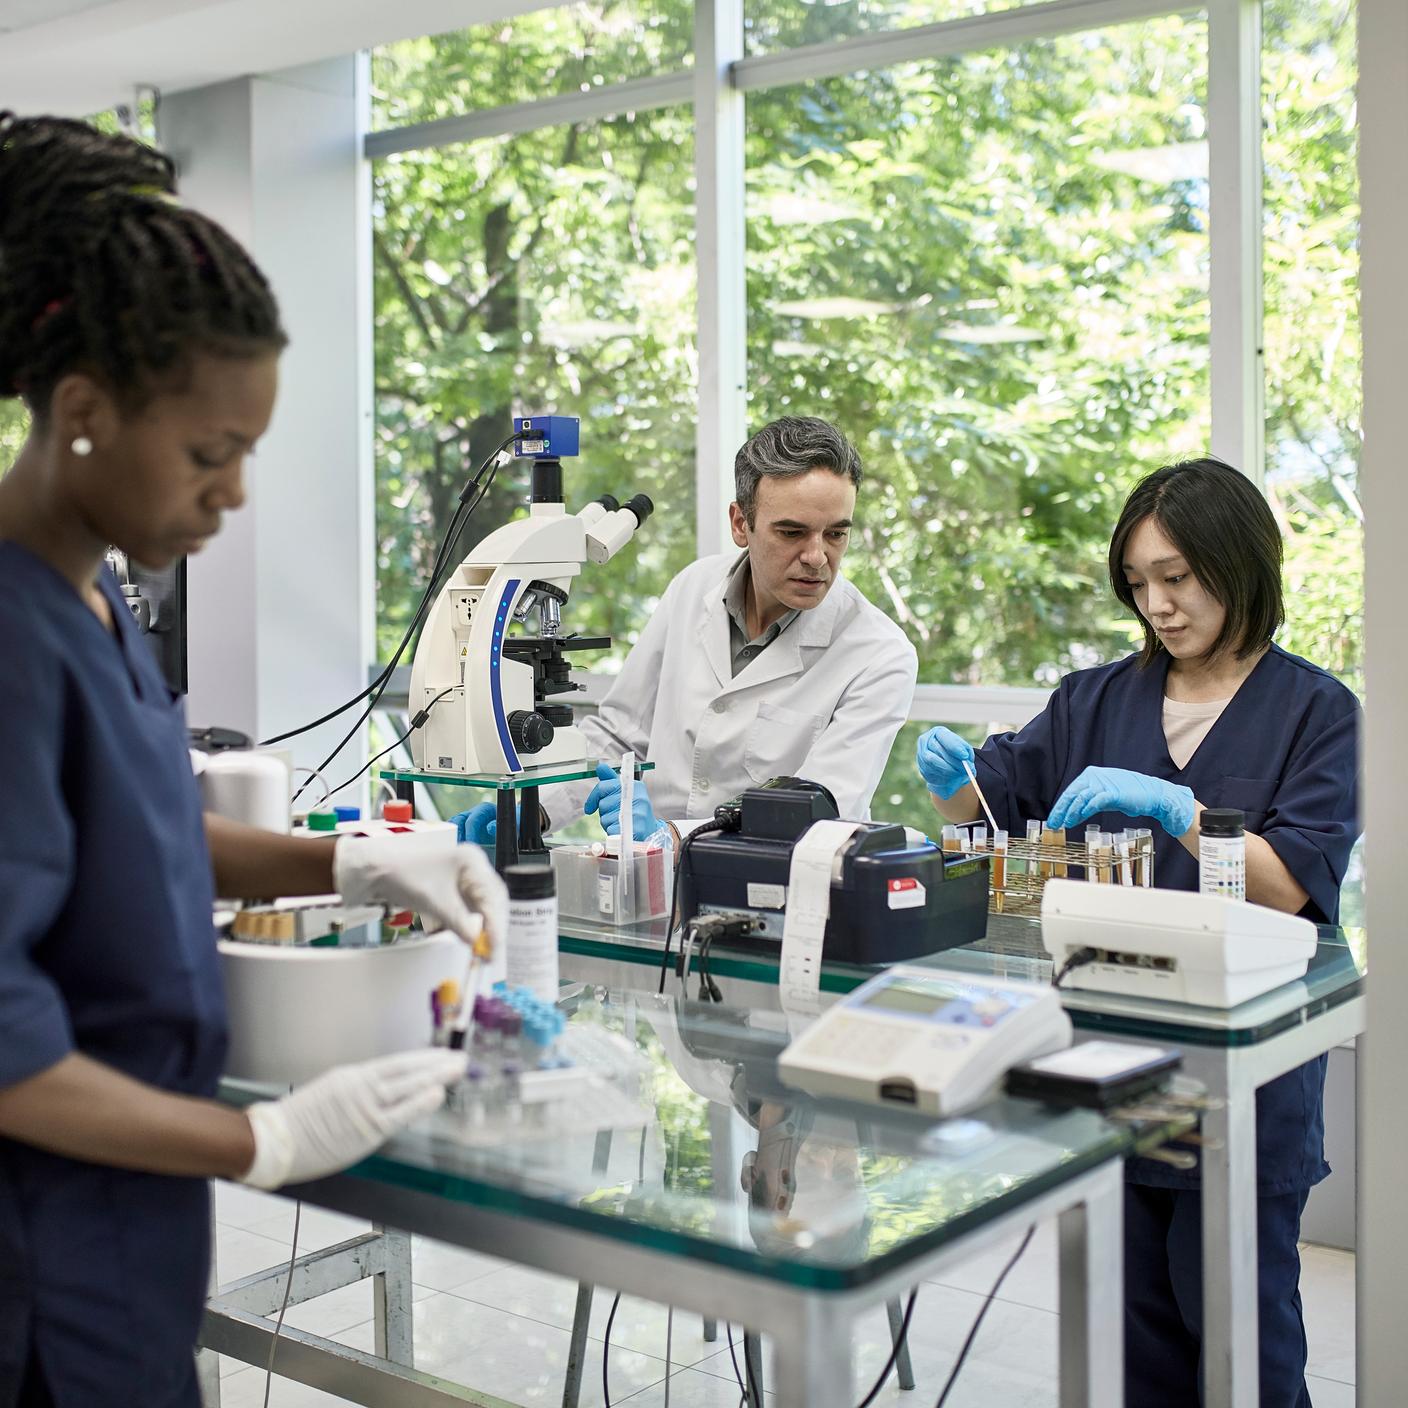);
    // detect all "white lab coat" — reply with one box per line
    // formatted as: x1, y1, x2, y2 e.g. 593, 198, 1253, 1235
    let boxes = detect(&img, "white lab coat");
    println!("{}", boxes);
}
542, 552, 918, 829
